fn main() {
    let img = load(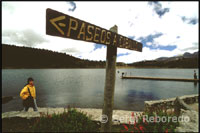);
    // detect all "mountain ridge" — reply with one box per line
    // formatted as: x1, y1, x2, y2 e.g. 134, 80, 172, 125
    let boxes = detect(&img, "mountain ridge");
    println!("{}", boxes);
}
156, 51, 198, 61
128, 51, 198, 68
2, 44, 198, 68
2, 44, 126, 69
